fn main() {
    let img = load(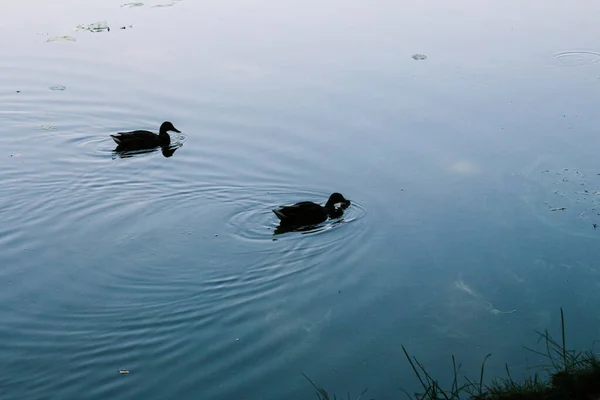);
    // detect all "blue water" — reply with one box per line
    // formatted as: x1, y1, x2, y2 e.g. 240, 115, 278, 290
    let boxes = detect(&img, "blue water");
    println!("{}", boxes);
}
2, 0, 600, 398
